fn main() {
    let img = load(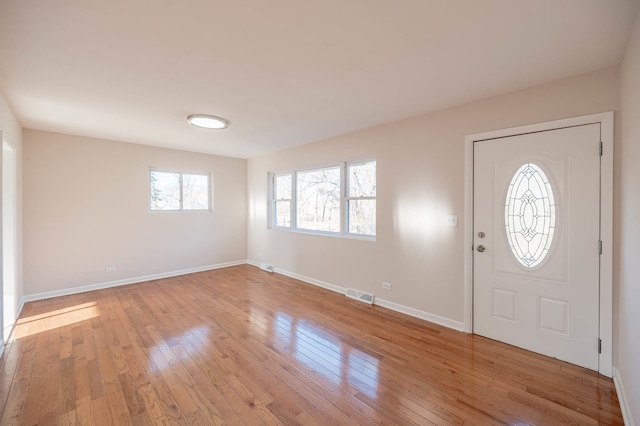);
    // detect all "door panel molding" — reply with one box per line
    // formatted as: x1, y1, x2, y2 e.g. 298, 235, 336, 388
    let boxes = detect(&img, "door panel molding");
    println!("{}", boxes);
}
464, 111, 613, 377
